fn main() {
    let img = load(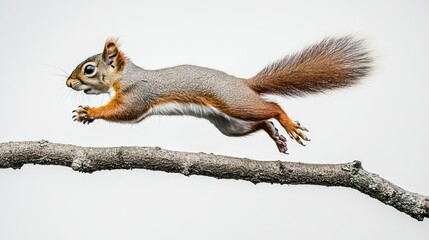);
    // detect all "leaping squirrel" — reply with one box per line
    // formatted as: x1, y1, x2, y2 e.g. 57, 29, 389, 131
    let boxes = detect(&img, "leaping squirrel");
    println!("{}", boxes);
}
67, 36, 372, 153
